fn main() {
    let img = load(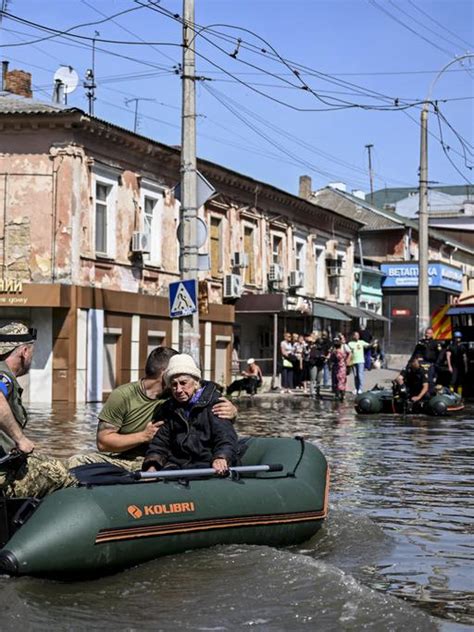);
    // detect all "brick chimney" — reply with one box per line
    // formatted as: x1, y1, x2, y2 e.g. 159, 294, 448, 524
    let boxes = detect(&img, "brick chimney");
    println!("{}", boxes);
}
299, 175, 312, 200
2, 62, 32, 98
